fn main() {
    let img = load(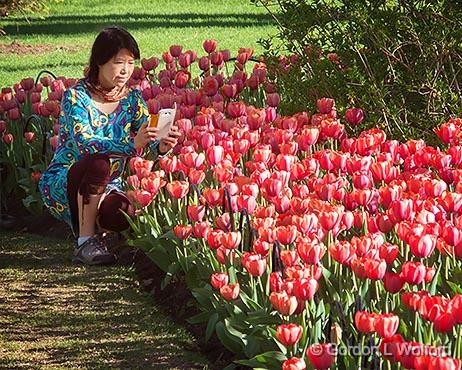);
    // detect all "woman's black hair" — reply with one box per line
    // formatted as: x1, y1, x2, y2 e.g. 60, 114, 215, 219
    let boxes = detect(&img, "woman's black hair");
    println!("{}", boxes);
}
87, 26, 140, 83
